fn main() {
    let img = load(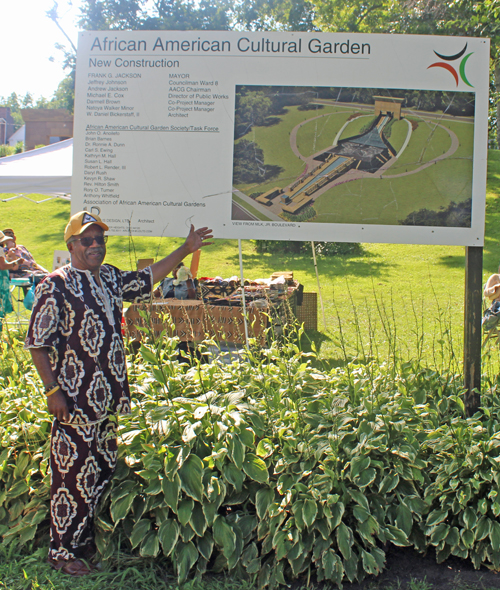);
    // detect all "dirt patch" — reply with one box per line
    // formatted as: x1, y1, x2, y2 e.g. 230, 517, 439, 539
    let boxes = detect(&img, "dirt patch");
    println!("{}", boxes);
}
342, 546, 500, 590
